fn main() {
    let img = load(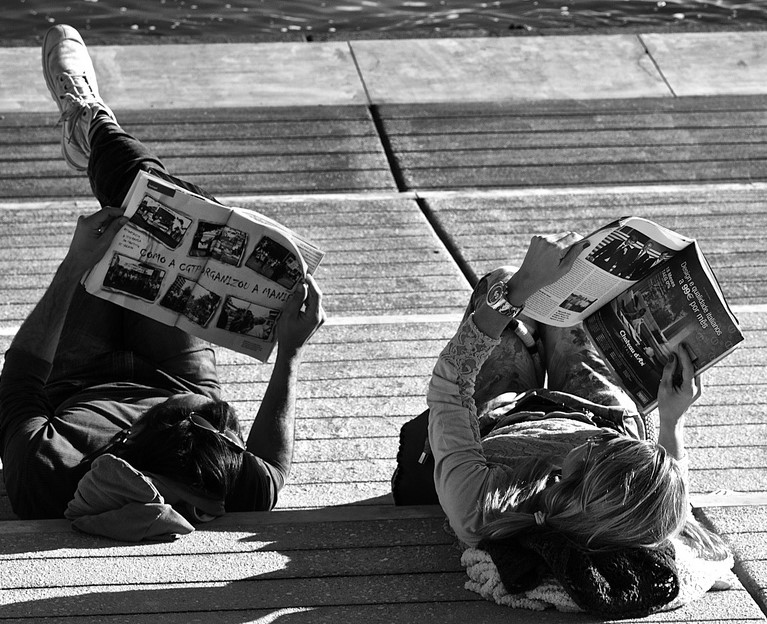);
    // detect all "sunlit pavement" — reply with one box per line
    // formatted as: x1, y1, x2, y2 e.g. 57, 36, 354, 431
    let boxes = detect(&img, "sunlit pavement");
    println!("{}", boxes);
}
0, 31, 766, 623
